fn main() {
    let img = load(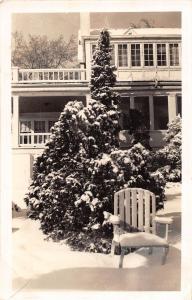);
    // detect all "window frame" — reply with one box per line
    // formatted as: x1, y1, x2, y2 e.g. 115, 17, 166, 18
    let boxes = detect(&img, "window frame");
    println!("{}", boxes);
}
131, 43, 141, 67
156, 43, 167, 67
118, 43, 128, 68
169, 43, 180, 67
144, 43, 154, 67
